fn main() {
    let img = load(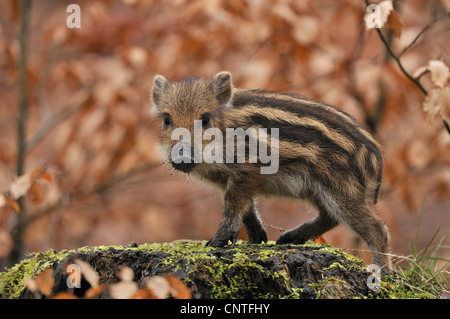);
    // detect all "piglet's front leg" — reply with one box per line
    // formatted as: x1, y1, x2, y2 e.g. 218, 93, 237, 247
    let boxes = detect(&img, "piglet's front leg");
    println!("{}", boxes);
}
205, 207, 241, 247
205, 184, 252, 247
